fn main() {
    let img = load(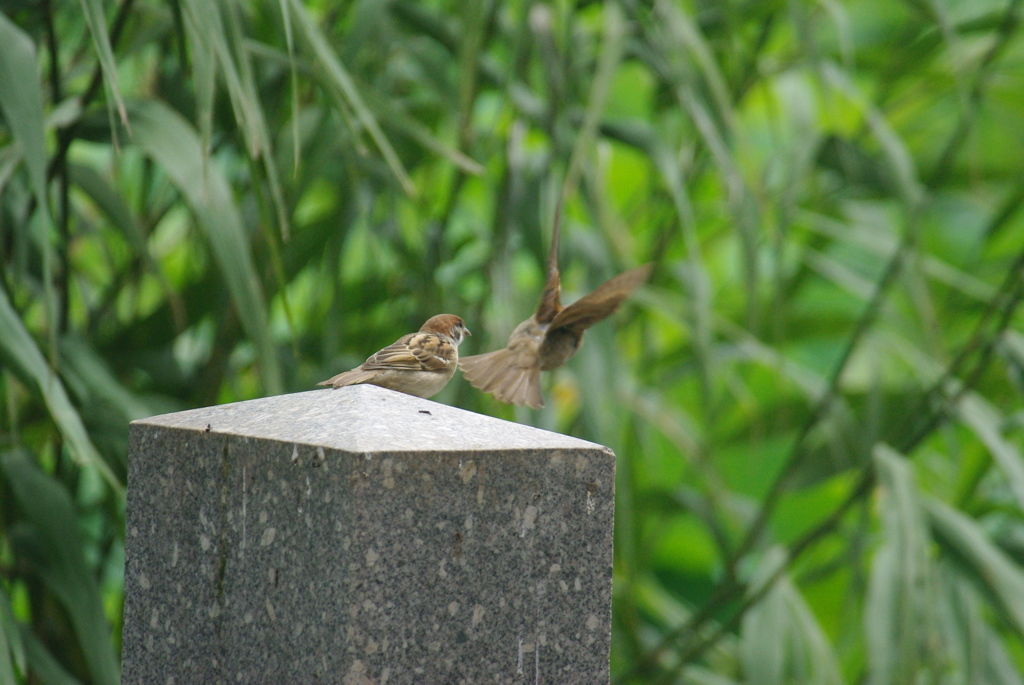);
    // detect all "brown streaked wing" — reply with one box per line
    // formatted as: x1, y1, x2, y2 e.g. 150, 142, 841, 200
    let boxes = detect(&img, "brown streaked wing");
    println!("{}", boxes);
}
548, 263, 653, 333
363, 332, 456, 372
533, 199, 564, 324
